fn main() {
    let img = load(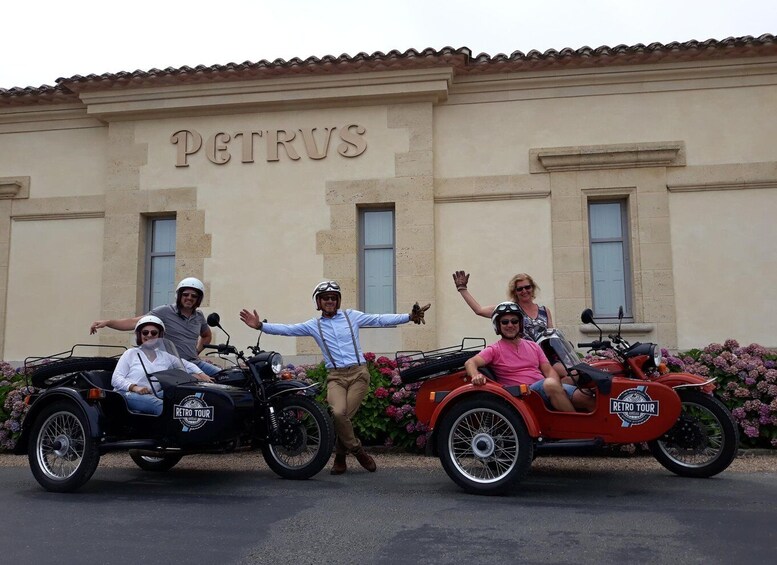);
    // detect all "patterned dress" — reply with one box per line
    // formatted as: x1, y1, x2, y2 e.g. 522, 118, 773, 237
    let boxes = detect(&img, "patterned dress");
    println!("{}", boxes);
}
522, 305, 549, 342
